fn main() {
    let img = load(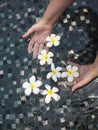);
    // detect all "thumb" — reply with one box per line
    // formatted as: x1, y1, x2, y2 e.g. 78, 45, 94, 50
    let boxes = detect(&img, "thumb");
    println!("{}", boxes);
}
22, 25, 35, 38
72, 79, 88, 92
72, 72, 97, 92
